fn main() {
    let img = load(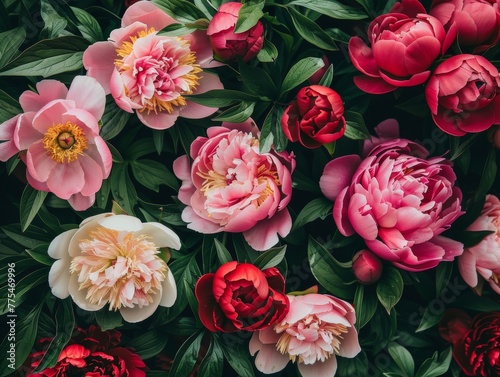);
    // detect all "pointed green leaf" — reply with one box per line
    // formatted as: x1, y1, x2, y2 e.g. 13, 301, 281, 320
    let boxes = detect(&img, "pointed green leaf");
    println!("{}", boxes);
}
286, 8, 338, 51
234, 1, 264, 33
254, 245, 287, 270
288, 0, 367, 19
0, 28, 26, 69
214, 238, 233, 265
376, 266, 404, 314
20, 186, 48, 232
387, 342, 415, 377
280, 57, 325, 95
